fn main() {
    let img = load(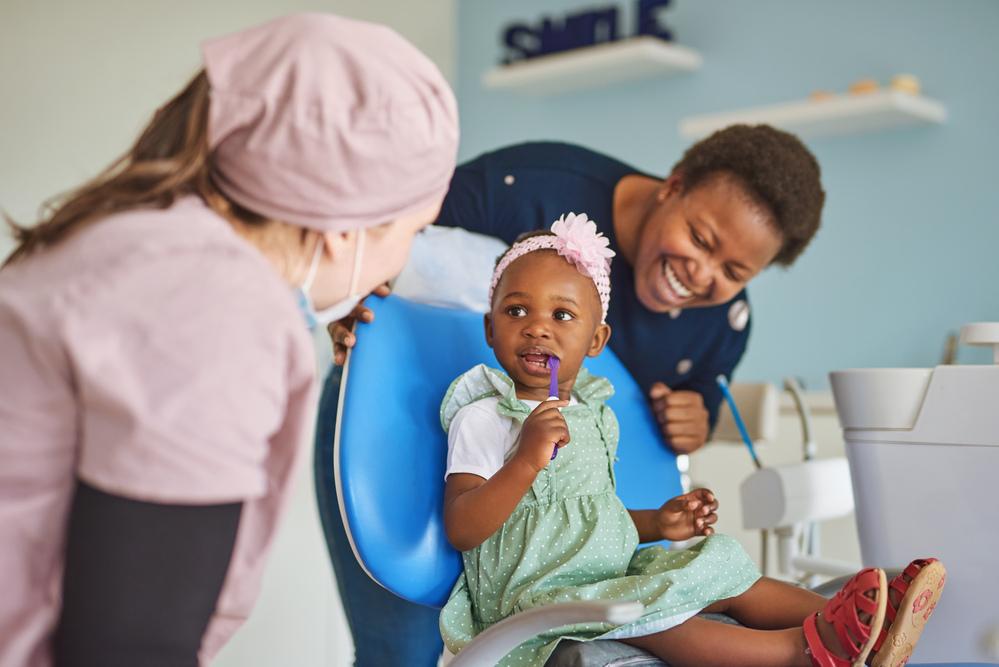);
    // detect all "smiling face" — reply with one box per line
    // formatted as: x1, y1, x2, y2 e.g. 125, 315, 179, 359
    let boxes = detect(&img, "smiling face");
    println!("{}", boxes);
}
632, 174, 784, 312
486, 250, 611, 401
